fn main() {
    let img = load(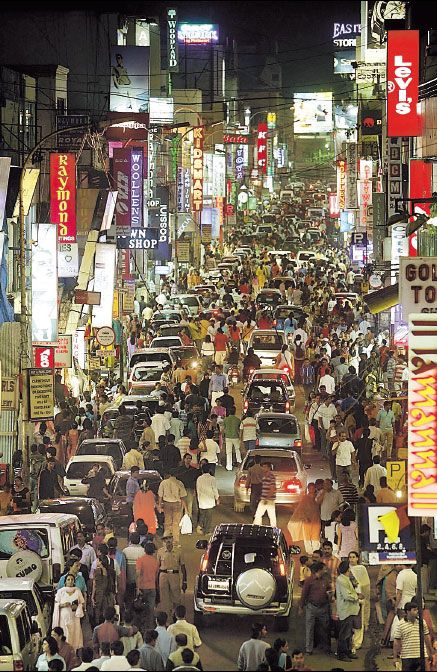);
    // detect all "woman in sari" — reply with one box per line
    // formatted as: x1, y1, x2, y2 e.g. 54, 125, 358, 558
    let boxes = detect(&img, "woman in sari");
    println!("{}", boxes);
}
287, 482, 321, 554
52, 574, 84, 651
